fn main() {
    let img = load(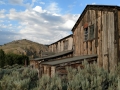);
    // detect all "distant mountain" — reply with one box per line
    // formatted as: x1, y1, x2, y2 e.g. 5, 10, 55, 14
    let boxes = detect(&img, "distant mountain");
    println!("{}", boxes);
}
0, 39, 48, 59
